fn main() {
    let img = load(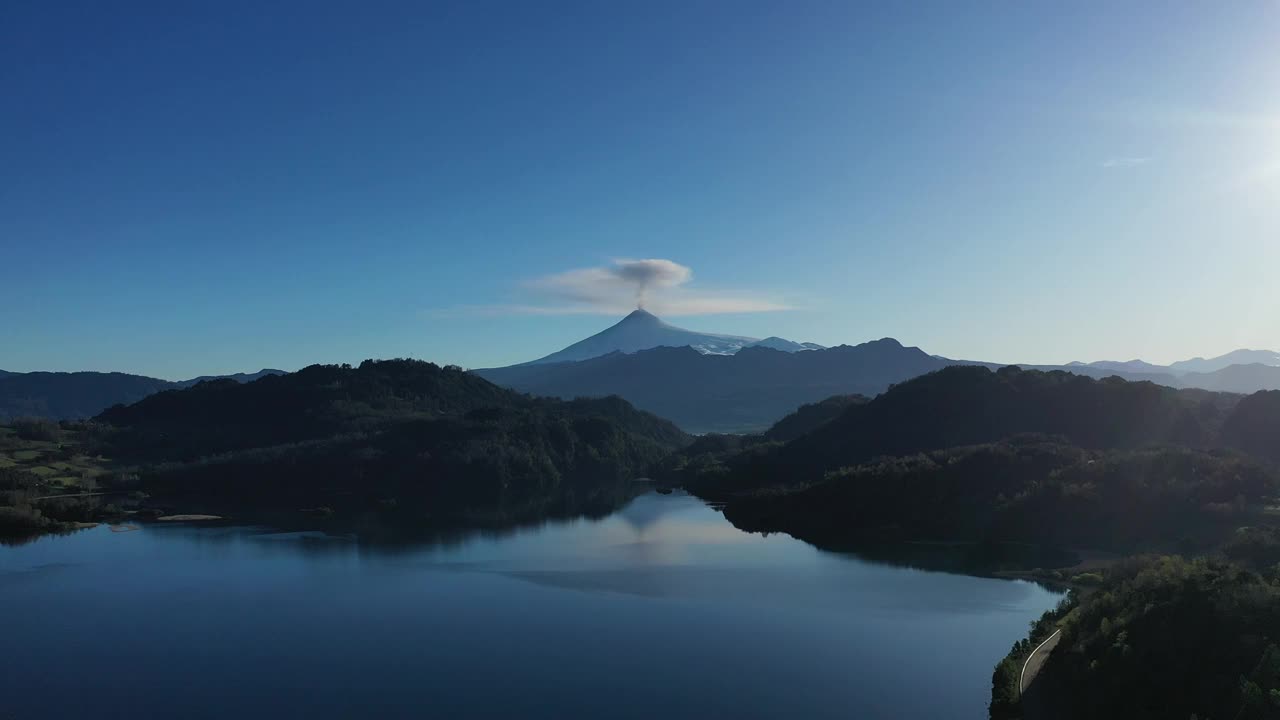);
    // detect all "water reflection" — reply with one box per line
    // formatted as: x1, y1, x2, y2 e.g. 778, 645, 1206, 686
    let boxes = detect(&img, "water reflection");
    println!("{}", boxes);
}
1, 491, 1063, 720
